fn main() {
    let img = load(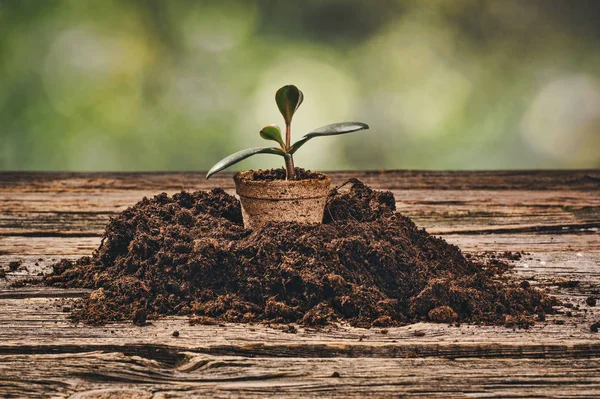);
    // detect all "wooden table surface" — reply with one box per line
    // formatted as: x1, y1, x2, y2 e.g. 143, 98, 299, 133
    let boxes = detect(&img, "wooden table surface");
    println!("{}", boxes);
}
1, 170, 600, 398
